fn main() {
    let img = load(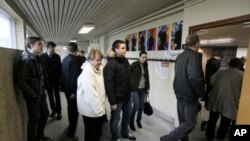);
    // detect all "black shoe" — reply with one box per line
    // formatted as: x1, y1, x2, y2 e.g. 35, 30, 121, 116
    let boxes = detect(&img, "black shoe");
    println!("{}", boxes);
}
137, 120, 142, 128
50, 111, 56, 118
56, 113, 62, 120
122, 134, 136, 140
36, 135, 53, 141
129, 122, 136, 131
201, 121, 208, 131
67, 136, 78, 141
